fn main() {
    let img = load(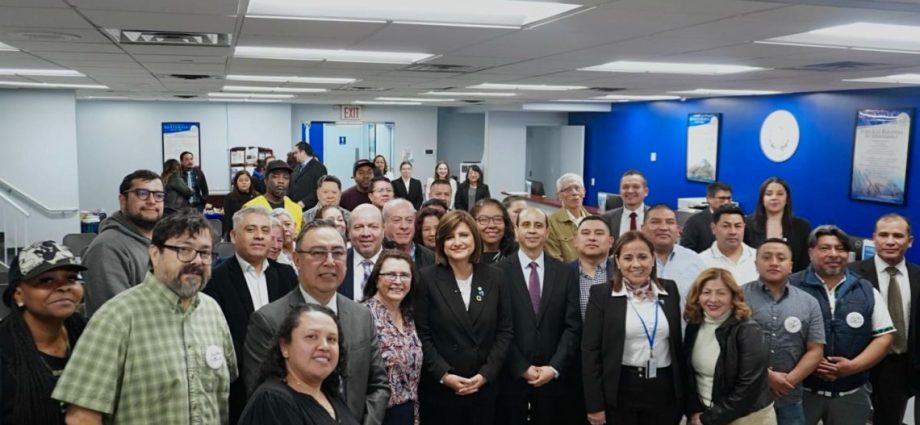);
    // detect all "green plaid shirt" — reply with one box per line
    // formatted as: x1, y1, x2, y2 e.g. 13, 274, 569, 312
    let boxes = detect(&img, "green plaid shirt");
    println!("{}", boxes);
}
53, 272, 238, 424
